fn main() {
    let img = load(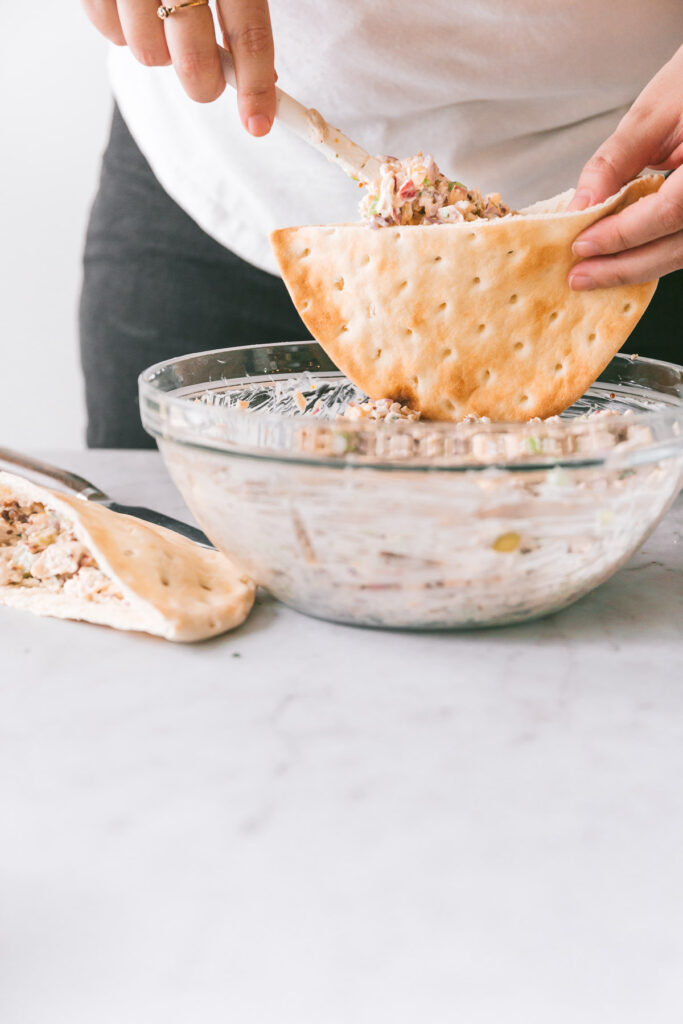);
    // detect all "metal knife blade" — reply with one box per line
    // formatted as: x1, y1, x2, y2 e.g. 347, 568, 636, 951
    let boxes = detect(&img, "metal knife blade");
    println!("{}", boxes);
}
0, 447, 214, 549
